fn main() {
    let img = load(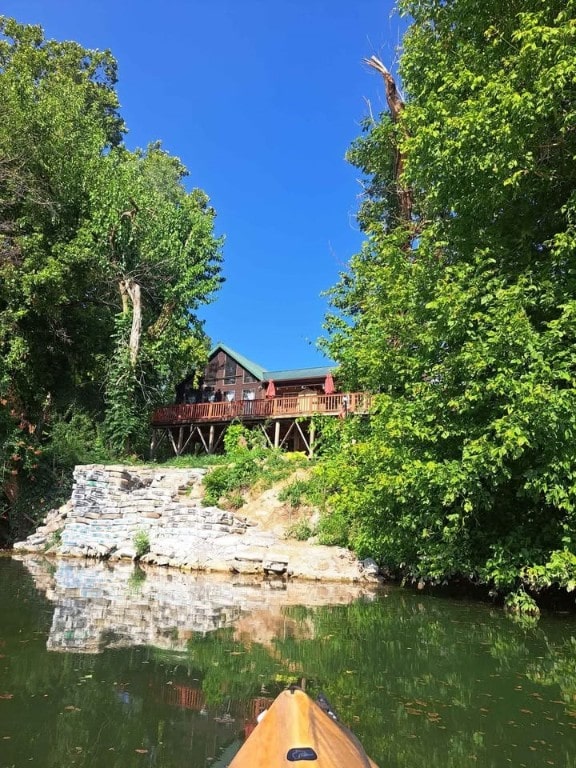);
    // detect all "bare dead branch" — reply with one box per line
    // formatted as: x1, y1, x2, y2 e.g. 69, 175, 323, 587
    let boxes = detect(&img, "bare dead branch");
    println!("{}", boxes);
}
364, 56, 405, 121
364, 55, 413, 225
